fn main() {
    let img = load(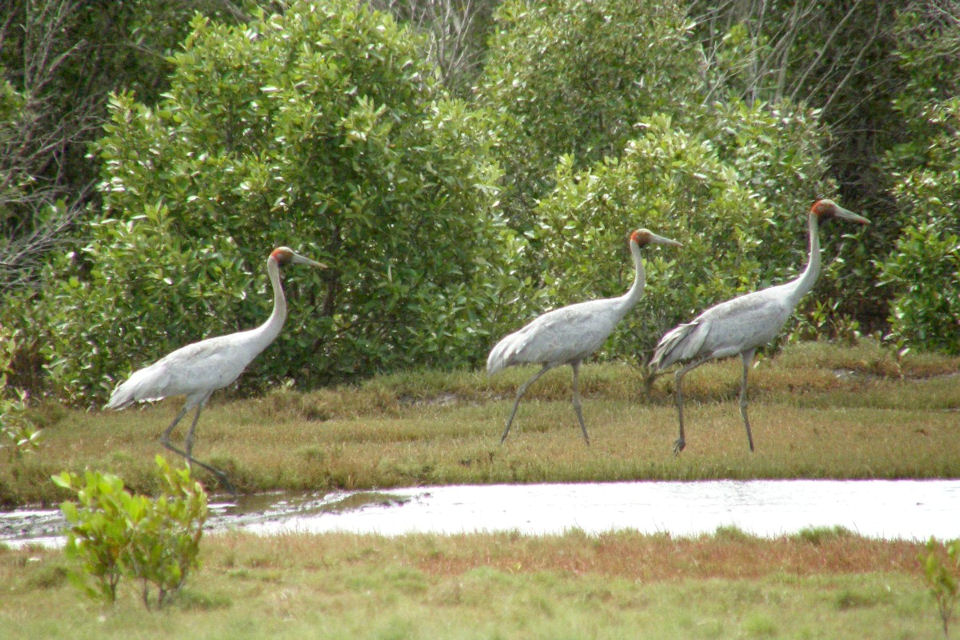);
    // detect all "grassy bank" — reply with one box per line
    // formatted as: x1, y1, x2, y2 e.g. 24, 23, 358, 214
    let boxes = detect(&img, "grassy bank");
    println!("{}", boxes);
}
3, 339, 960, 505
2, 340, 958, 638
0, 528, 947, 639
